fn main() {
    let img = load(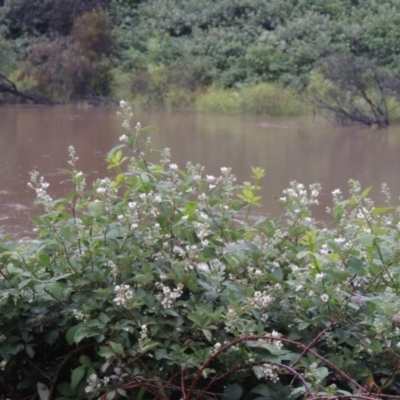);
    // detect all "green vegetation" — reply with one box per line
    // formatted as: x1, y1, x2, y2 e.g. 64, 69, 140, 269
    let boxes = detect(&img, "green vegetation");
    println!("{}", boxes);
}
3, 104, 400, 398
195, 84, 309, 115
2, 0, 400, 121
